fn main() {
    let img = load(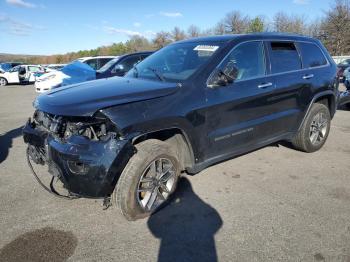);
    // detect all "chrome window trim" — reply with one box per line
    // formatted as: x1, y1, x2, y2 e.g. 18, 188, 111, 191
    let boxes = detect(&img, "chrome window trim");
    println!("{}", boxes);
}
295, 41, 330, 69
206, 38, 331, 88
207, 40, 266, 88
